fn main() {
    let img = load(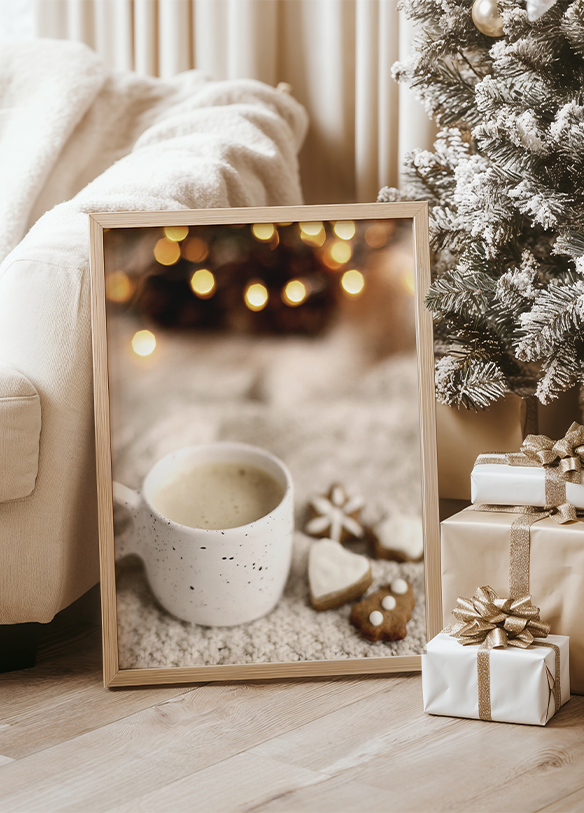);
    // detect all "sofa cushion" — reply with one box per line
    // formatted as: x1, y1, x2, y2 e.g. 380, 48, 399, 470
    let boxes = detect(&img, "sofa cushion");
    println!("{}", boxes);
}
0, 361, 41, 502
